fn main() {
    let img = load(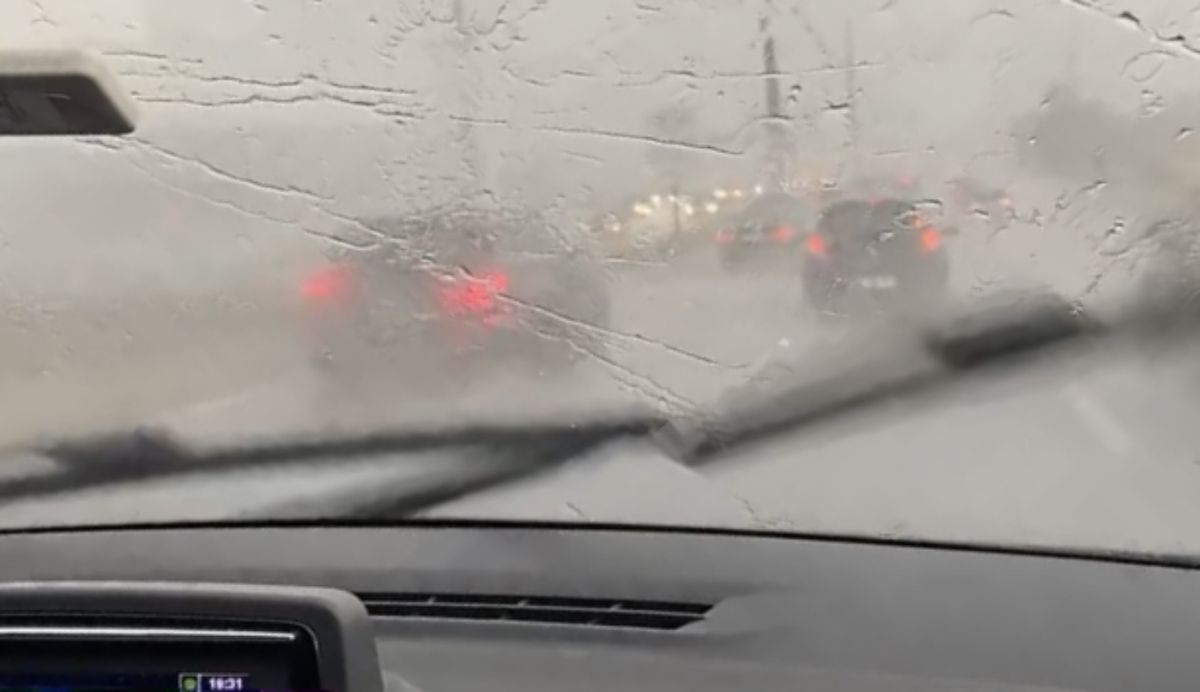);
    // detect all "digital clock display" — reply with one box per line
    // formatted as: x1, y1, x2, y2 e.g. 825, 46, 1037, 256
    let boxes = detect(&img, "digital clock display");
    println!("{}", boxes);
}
0, 671, 272, 691
179, 673, 251, 692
